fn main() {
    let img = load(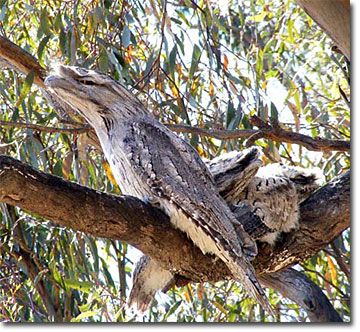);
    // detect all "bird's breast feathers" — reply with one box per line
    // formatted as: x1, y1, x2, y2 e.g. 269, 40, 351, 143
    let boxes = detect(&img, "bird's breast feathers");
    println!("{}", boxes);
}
104, 116, 256, 260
